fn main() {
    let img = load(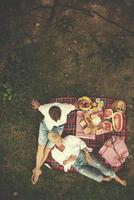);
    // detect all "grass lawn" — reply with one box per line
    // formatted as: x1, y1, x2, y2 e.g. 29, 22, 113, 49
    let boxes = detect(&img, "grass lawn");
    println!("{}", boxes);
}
0, 0, 134, 199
